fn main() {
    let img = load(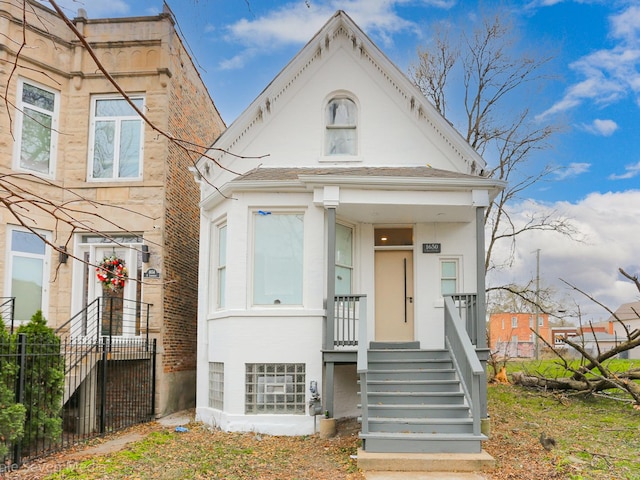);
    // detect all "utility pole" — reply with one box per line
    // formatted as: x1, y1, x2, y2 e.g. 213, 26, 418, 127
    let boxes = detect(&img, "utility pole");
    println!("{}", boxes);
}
534, 249, 540, 360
